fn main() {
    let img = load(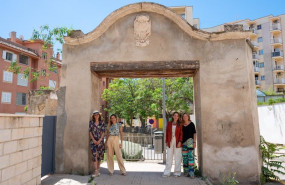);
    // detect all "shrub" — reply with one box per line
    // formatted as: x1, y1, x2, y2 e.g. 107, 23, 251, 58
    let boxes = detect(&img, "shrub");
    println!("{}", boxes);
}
260, 136, 285, 183
221, 172, 239, 185
121, 141, 143, 161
